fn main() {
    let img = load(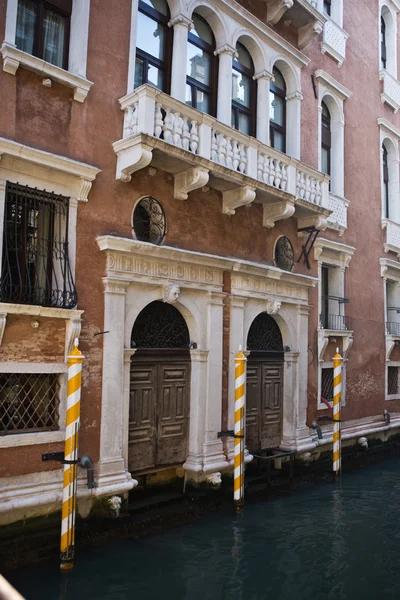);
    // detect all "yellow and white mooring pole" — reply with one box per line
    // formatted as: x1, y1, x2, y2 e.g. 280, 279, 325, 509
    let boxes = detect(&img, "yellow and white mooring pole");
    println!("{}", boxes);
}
333, 348, 342, 478
234, 345, 246, 512
60, 338, 84, 572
